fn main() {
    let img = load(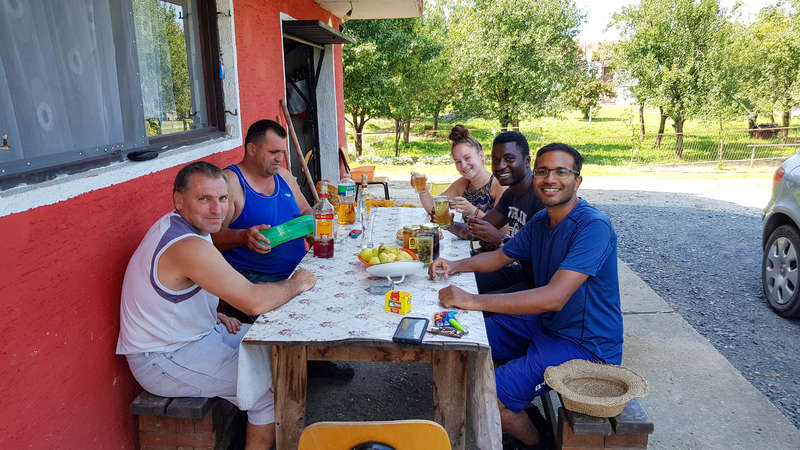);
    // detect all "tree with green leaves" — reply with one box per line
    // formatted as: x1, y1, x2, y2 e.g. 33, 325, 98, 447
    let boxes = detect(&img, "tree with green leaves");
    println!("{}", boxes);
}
449, 0, 583, 130
612, 0, 728, 157
343, 18, 442, 156
342, 21, 394, 157
746, 4, 800, 140
417, 0, 456, 130
567, 62, 615, 121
